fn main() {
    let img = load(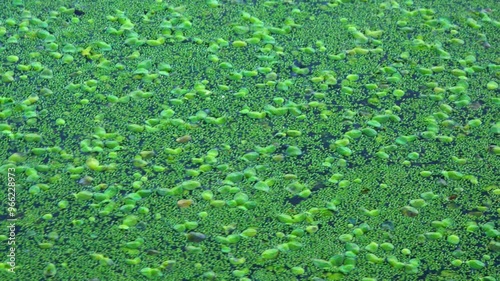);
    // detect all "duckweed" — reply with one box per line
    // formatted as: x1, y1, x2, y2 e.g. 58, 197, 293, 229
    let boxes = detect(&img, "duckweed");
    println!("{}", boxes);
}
365, 242, 379, 253
261, 249, 279, 260
425, 232, 444, 240
447, 235, 460, 245
285, 146, 302, 156
466, 260, 486, 270
487, 81, 498, 90
1, 0, 499, 280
